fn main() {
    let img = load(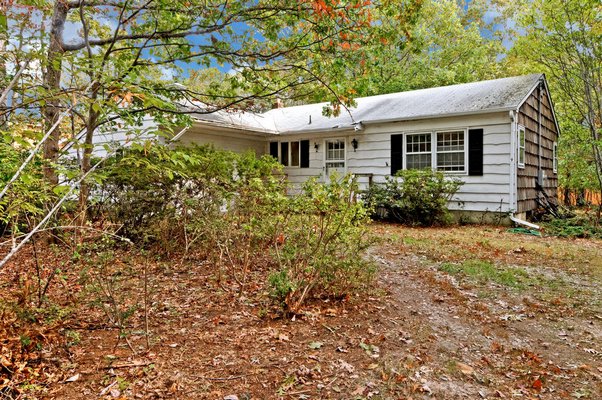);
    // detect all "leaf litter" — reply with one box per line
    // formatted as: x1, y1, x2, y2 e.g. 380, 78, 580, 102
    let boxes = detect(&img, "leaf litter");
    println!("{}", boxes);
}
0, 223, 600, 398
